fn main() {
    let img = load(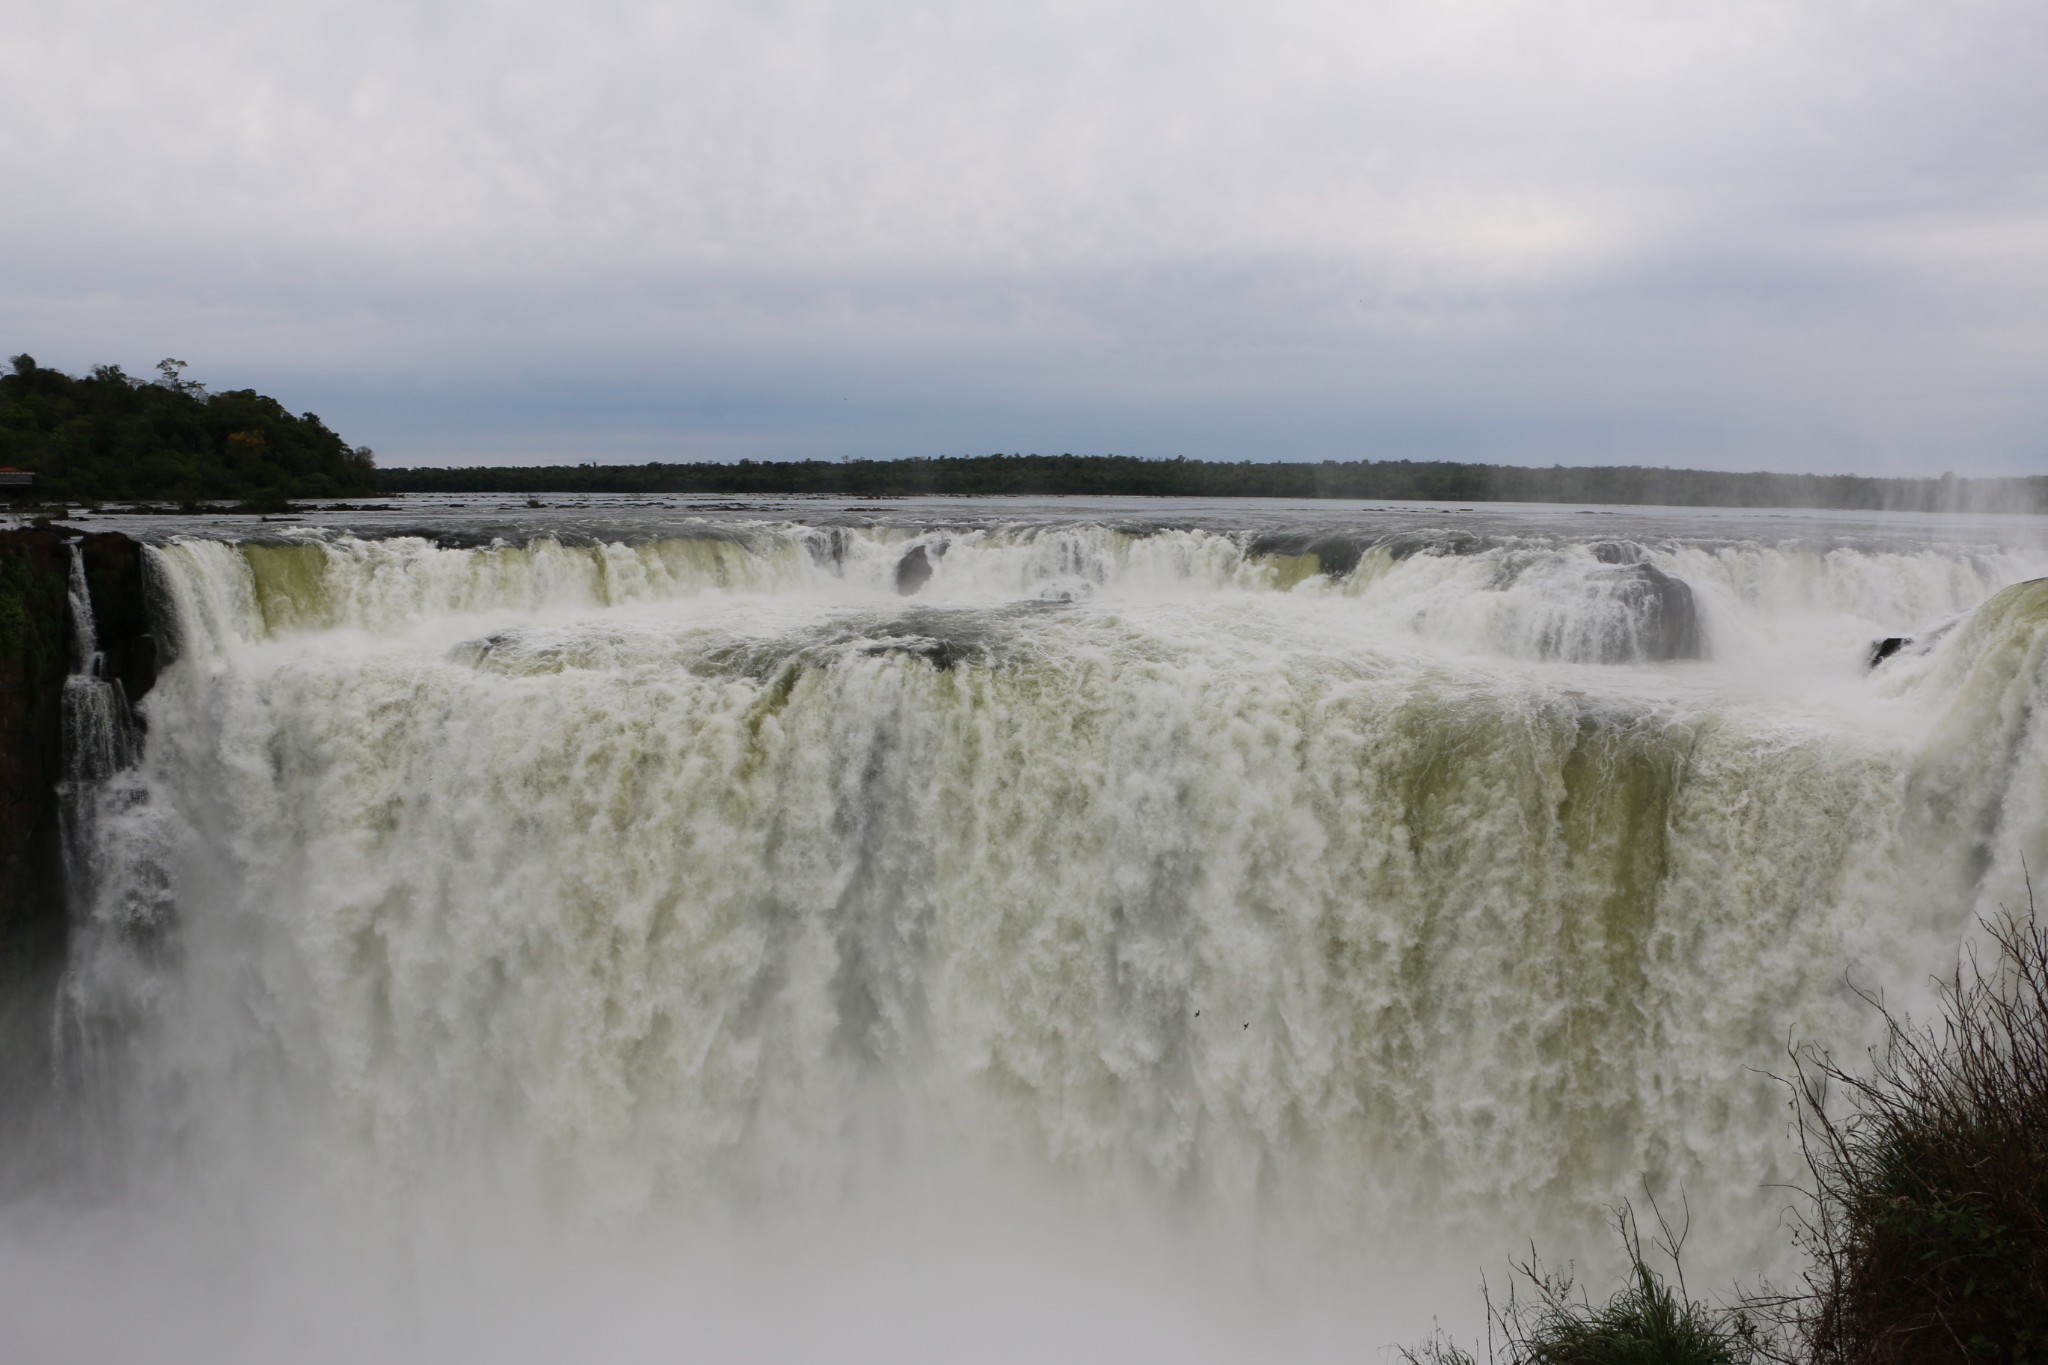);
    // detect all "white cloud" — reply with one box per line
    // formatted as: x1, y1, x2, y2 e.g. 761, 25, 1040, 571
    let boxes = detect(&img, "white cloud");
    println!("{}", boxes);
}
4, 0, 2045, 470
